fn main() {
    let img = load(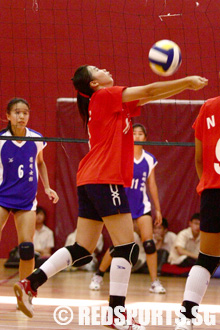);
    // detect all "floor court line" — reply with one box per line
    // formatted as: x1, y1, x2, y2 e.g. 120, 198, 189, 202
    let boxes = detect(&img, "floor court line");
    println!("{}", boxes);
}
1, 296, 220, 313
